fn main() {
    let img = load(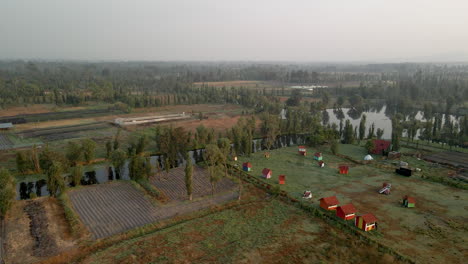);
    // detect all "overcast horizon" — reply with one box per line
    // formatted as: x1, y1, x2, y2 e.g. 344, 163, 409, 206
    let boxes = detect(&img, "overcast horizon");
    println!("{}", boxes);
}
1, 0, 468, 62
